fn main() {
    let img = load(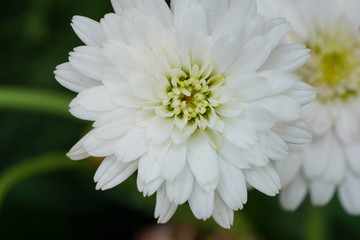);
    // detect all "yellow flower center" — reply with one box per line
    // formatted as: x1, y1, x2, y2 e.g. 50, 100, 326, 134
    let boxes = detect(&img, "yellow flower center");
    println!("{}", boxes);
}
299, 28, 360, 101
163, 64, 224, 121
